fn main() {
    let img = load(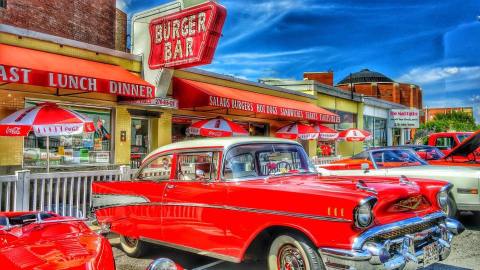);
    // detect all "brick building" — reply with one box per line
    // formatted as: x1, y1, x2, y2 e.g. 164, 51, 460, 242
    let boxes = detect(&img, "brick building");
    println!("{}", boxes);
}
423, 107, 474, 123
334, 69, 423, 109
0, 0, 125, 49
